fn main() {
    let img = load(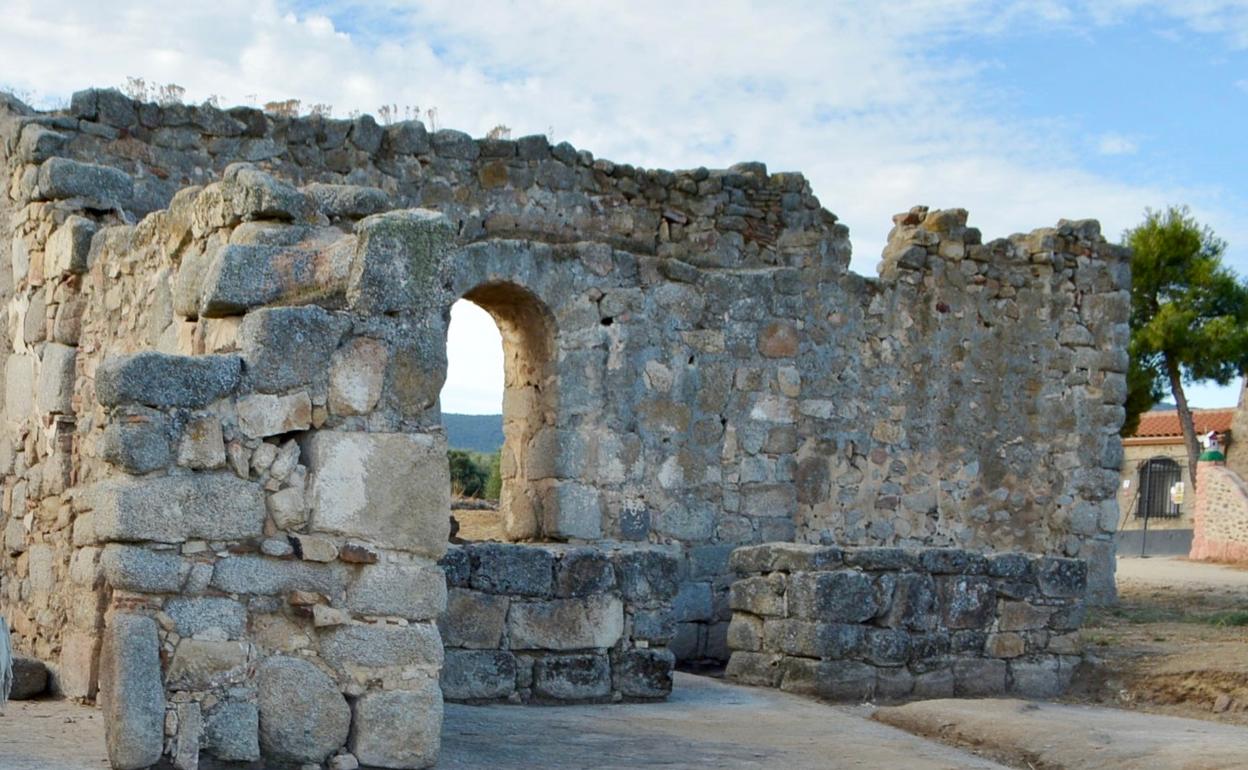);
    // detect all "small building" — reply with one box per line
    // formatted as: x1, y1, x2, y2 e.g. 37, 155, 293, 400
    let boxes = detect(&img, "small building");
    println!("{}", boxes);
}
1116, 408, 1236, 556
